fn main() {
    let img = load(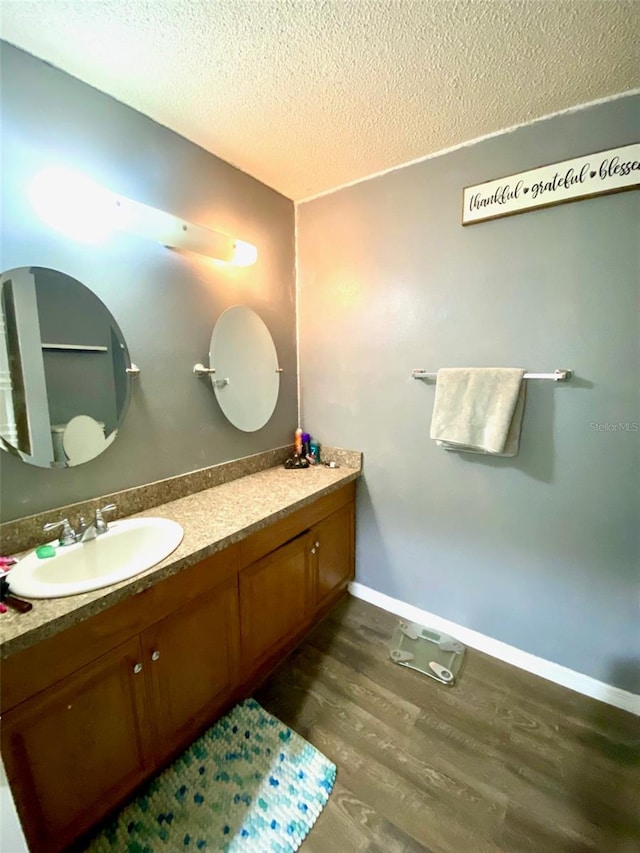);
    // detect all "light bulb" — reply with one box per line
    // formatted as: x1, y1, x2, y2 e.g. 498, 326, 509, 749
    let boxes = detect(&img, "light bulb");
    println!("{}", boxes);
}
231, 240, 258, 266
28, 166, 118, 244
